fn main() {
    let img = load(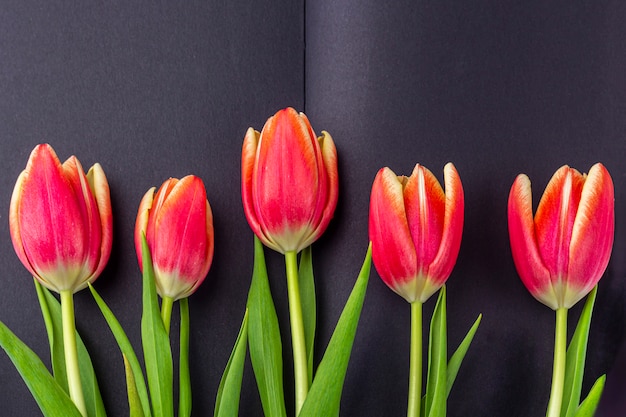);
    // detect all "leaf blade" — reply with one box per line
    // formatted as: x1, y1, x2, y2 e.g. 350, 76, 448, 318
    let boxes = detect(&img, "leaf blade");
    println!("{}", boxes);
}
214, 310, 249, 417
424, 286, 447, 417
298, 244, 372, 417
298, 246, 316, 384
573, 375, 605, 417
124, 354, 146, 417
35, 280, 68, 391
562, 286, 597, 417
246, 237, 287, 417
0, 319, 82, 417
140, 234, 174, 417
89, 284, 152, 417
446, 314, 481, 397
